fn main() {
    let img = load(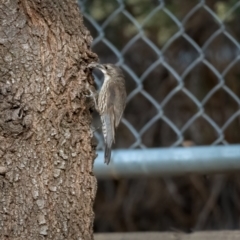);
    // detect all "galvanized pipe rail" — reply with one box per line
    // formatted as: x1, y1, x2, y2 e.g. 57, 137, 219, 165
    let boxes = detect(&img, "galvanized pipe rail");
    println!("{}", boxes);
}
94, 145, 240, 179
